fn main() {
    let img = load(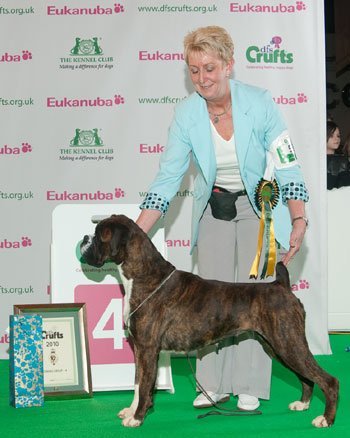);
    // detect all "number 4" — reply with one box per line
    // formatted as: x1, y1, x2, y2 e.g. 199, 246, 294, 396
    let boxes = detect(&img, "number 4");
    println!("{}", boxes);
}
92, 299, 124, 349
